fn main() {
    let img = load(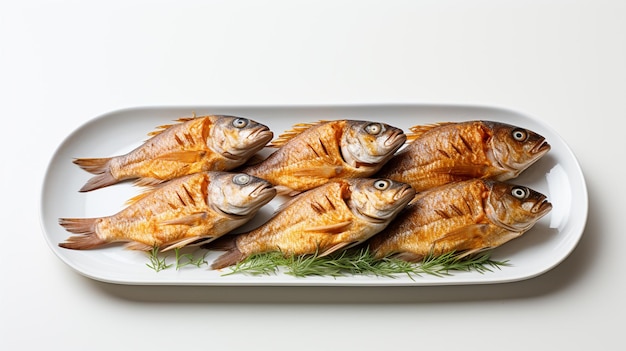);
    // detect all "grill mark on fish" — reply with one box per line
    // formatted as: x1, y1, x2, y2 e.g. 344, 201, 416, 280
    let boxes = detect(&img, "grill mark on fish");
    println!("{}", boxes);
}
459, 135, 473, 152
307, 143, 320, 157
311, 201, 325, 214
435, 209, 450, 219
311, 194, 339, 214
182, 184, 196, 206
176, 191, 186, 206
318, 138, 330, 156
438, 149, 451, 158
449, 204, 464, 217
184, 132, 194, 144
174, 134, 184, 147
325, 195, 336, 210
463, 194, 475, 216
